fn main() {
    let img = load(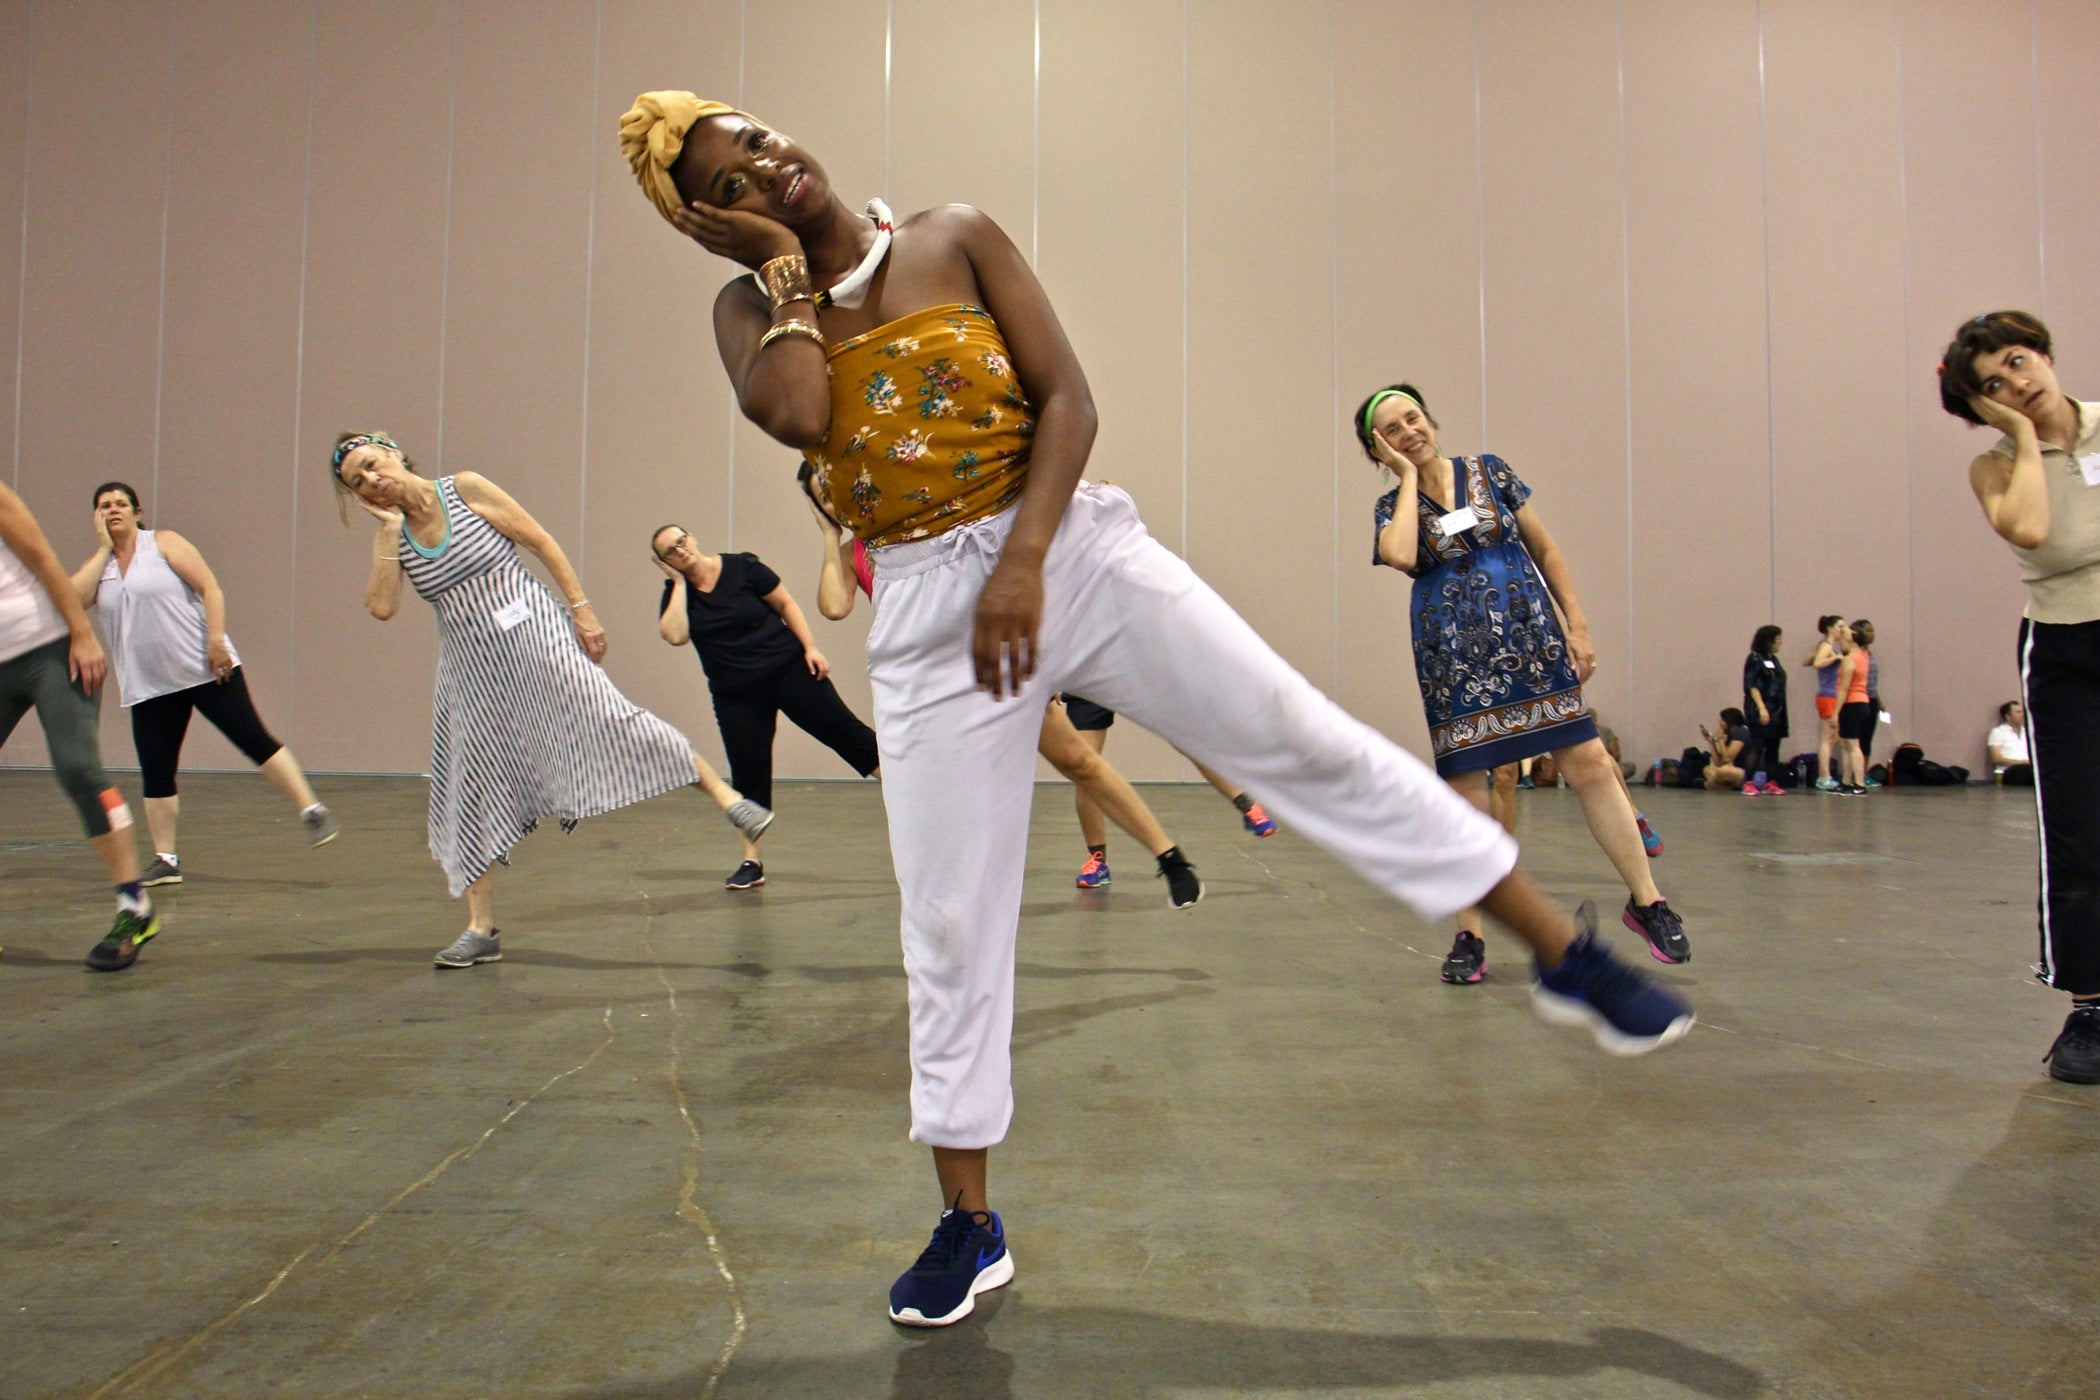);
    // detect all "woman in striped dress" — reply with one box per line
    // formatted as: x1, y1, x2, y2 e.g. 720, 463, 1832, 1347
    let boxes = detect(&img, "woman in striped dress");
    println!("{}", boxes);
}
330, 432, 772, 967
